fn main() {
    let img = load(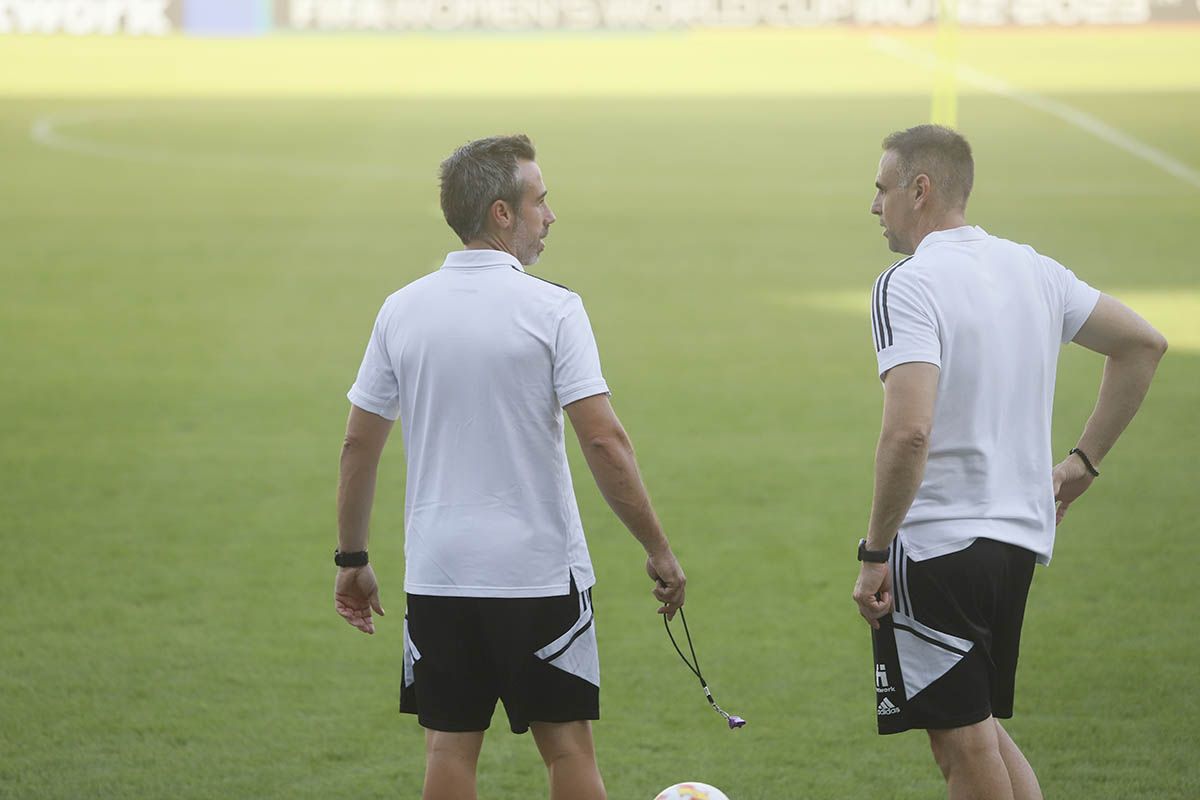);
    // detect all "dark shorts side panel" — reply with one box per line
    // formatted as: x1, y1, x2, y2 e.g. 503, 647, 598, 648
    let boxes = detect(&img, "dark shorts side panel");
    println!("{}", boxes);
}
401, 578, 600, 734
870, 537, 1036, 735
